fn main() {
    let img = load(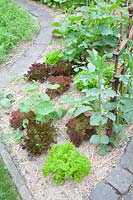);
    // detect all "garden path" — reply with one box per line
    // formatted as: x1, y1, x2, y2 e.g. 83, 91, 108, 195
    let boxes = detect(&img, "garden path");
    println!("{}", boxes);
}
0, 0, 53, 87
